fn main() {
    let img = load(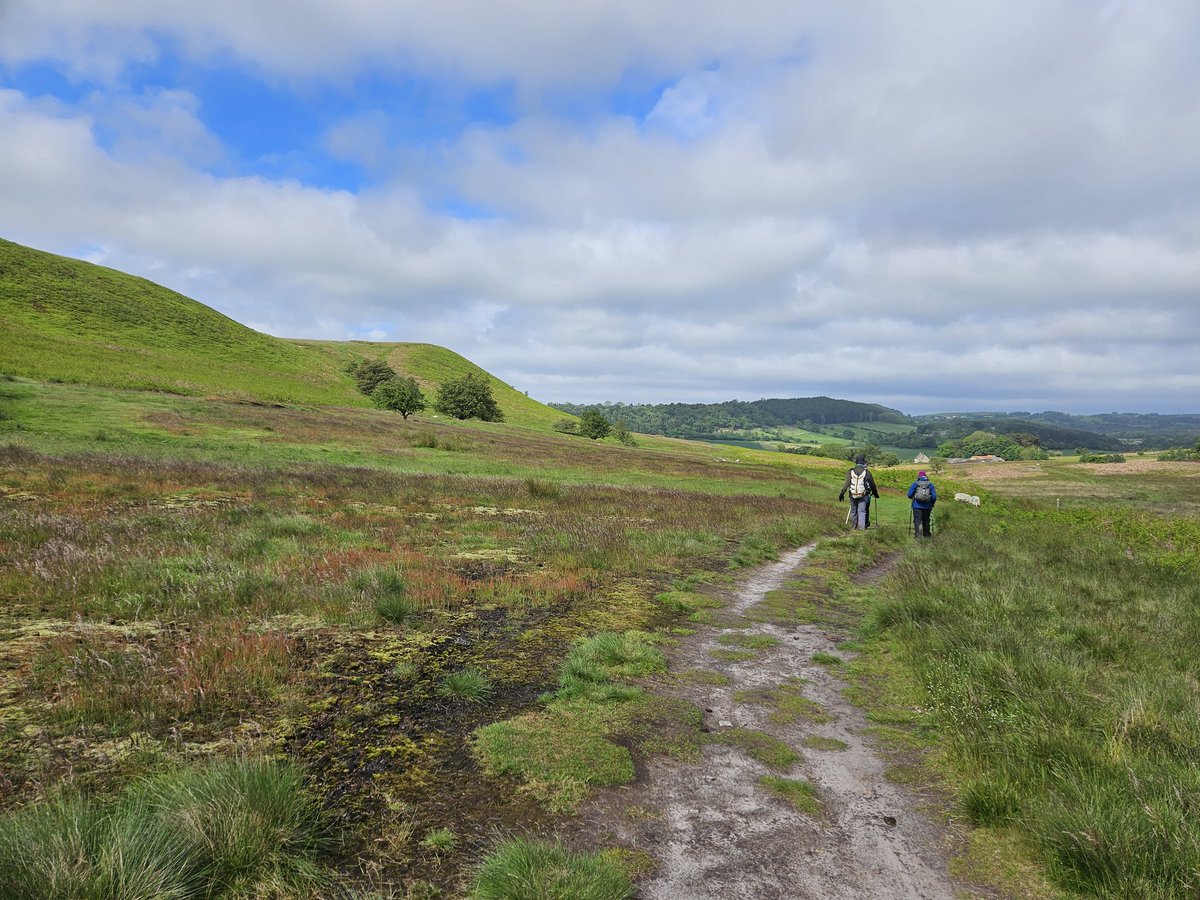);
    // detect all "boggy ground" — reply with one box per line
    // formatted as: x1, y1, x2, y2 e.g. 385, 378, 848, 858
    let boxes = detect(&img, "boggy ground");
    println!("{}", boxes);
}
575, 542, 989, 899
